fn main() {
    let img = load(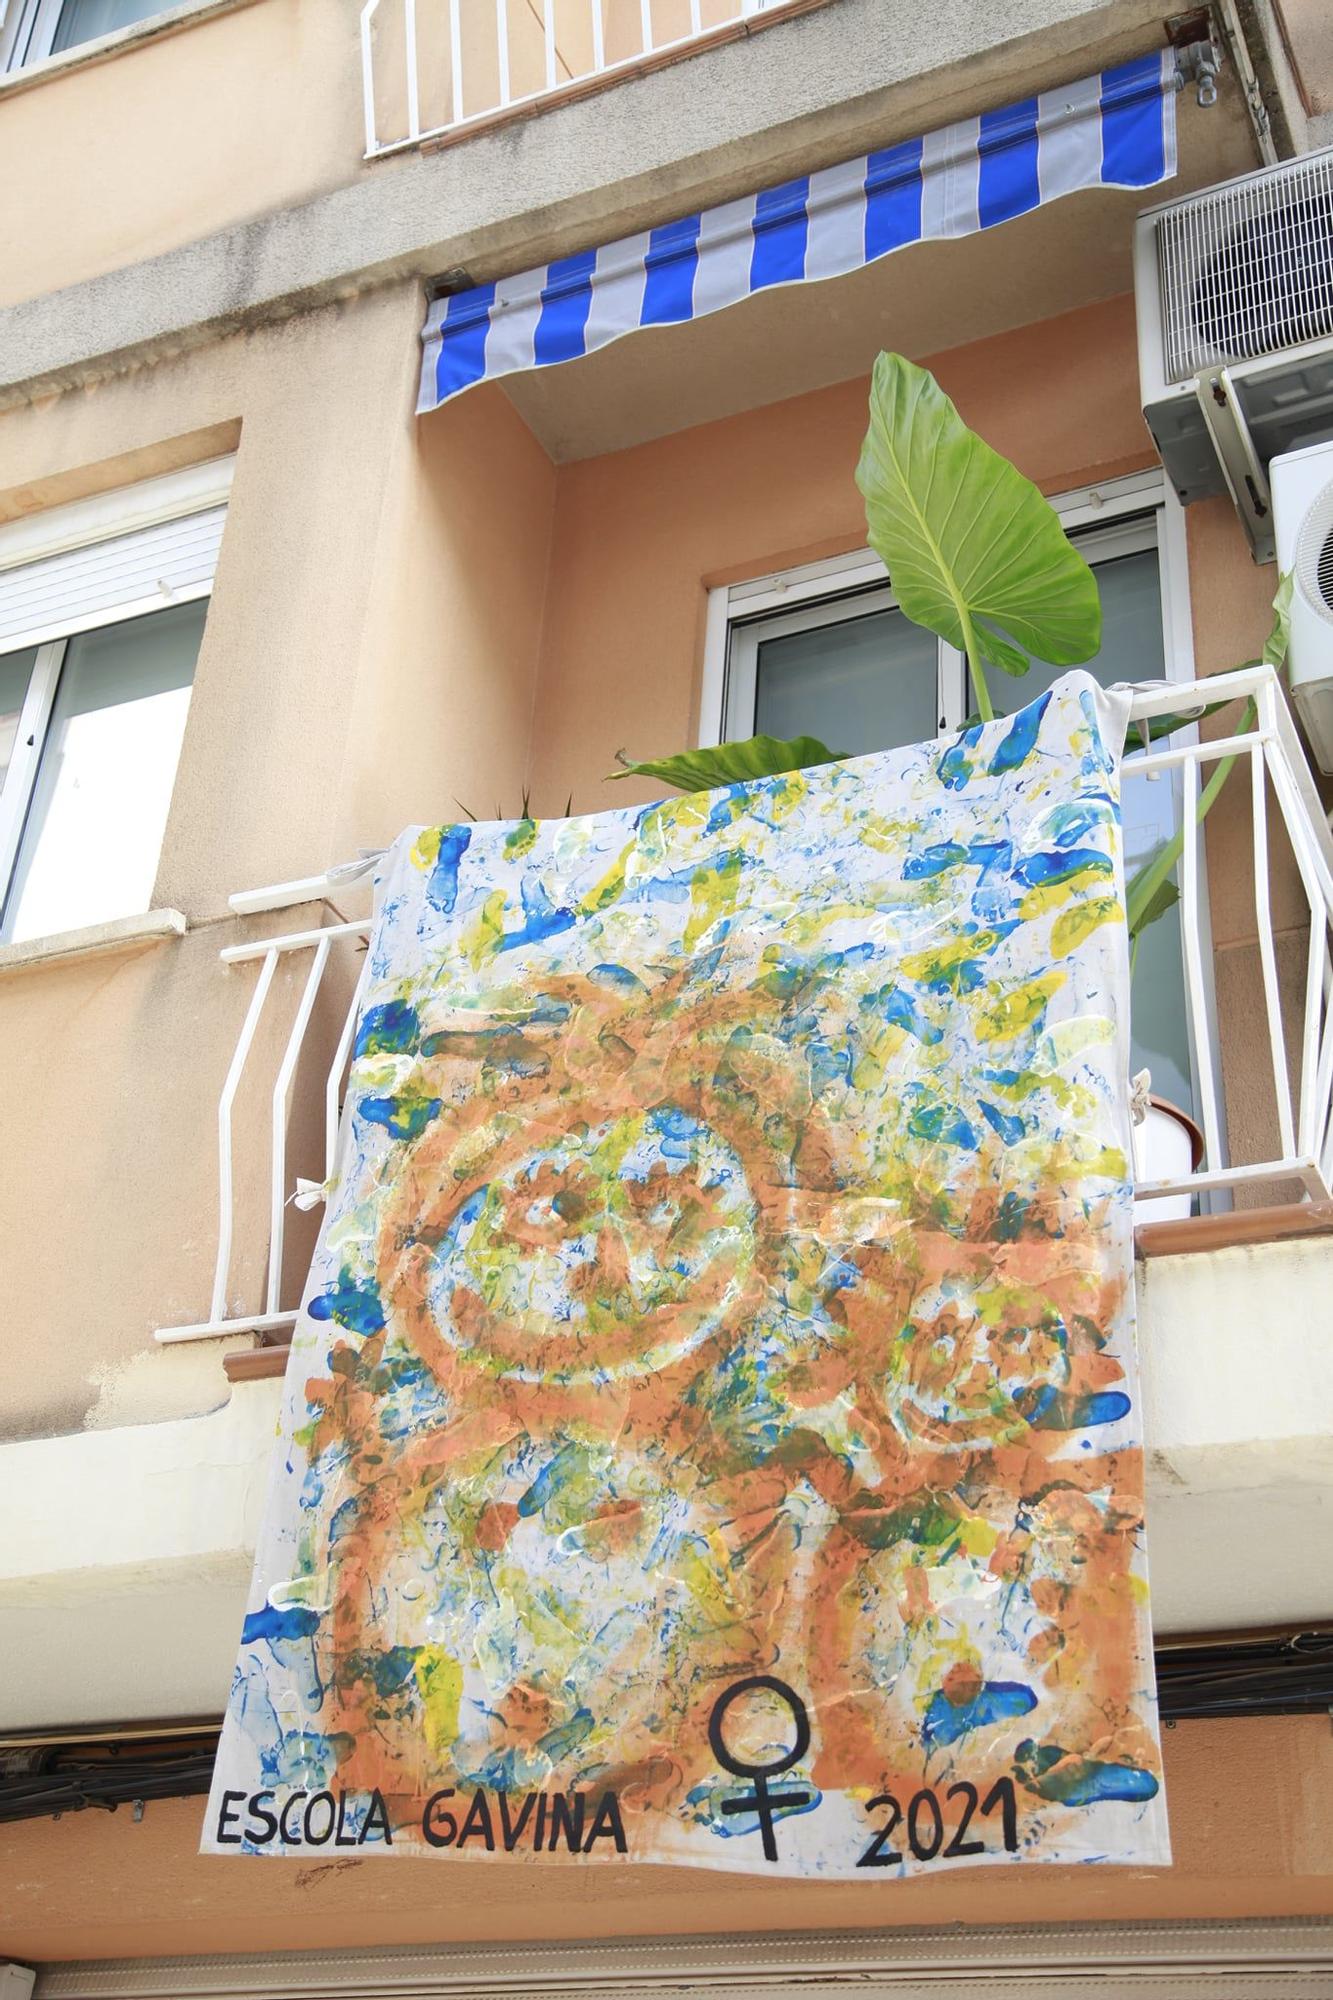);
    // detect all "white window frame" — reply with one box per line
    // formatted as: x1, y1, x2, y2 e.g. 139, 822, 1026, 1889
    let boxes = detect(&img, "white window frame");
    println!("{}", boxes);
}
0, 0, 170, 72
0, 455, 233, 940
701, 469, 1197, 743
699, 468, 1230, 1186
